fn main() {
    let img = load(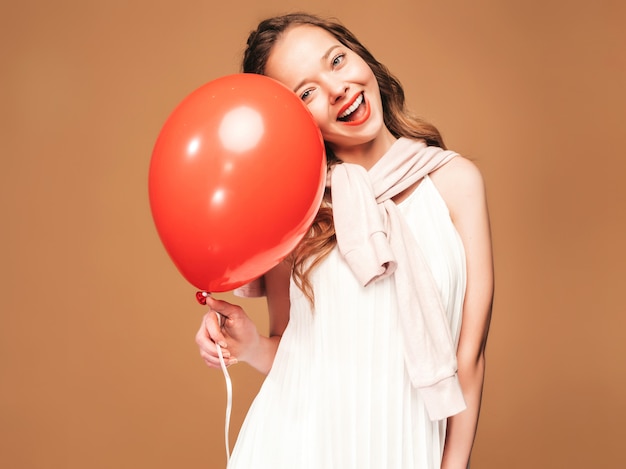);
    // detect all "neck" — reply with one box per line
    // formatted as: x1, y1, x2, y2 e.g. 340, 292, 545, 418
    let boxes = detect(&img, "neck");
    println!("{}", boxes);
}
331, 130, 397, 170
